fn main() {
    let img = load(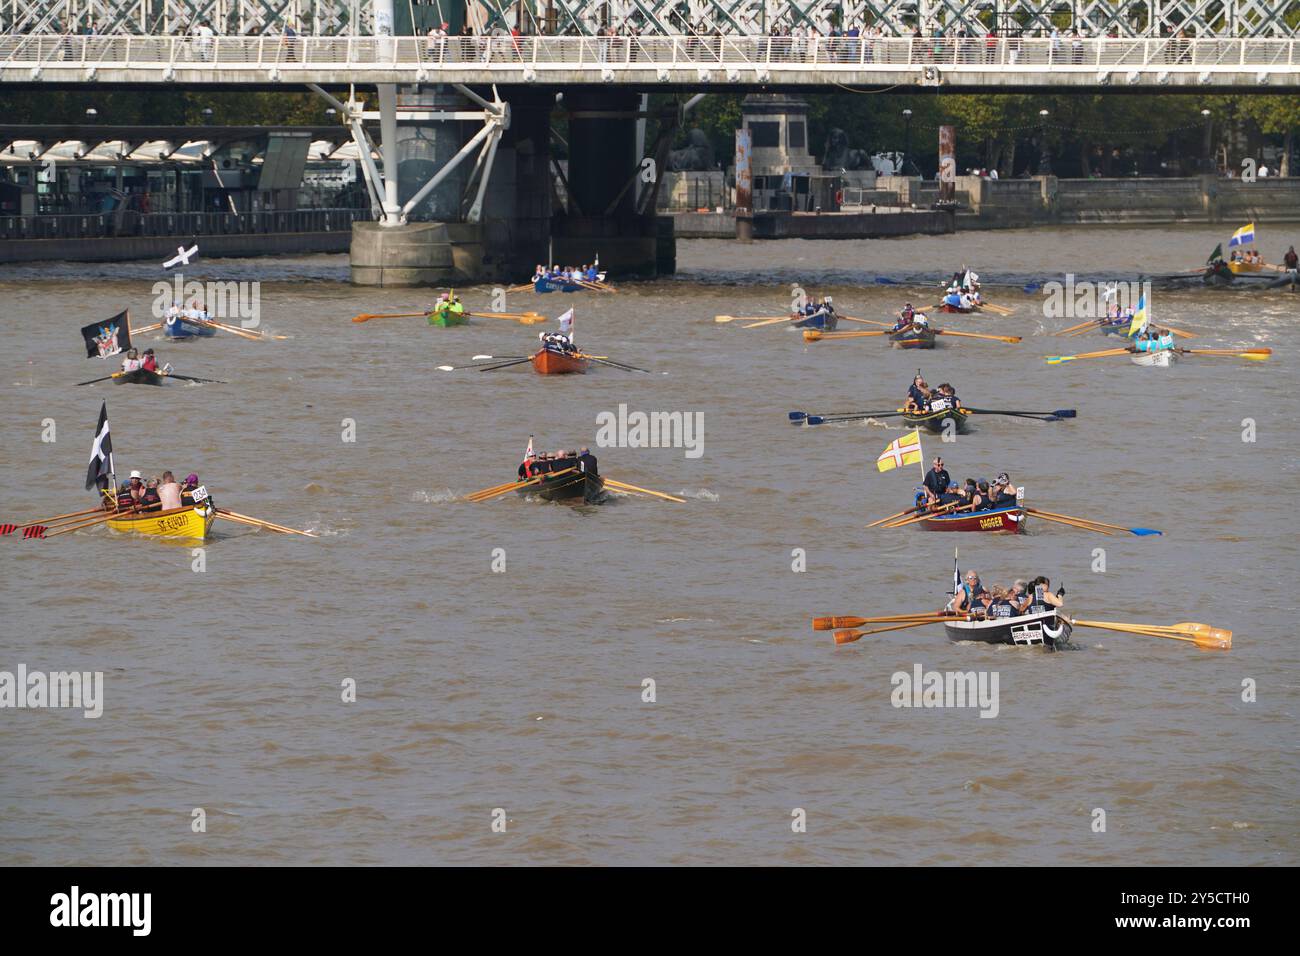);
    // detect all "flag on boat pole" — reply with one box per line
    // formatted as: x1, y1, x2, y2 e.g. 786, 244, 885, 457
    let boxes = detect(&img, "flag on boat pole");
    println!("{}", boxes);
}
1228, 223, 1255, 249
81, 310, 132, 358
522, 435, 534, 463
876, 429, 923, 473
557, 308, 574, 341
1207, 243, 1223, 264
1127, 293, 1148, 337
85, 401, 114, 491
